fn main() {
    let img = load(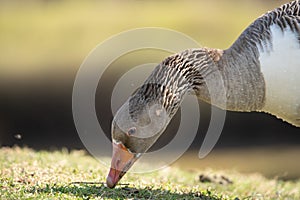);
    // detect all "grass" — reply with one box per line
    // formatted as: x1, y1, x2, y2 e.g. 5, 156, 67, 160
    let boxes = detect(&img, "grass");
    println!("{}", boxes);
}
0, 147, 299, 199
